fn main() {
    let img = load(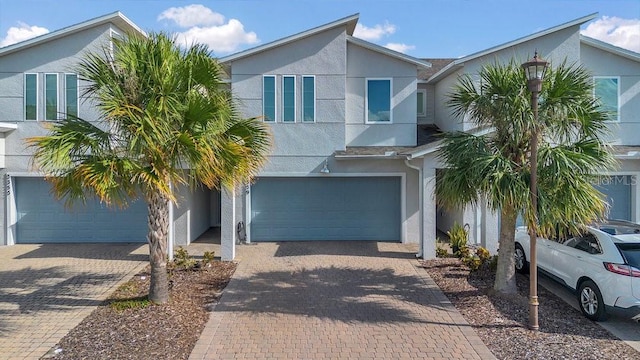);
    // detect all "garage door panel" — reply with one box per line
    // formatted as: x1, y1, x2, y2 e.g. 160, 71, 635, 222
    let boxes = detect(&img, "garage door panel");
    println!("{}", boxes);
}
596, 176, 631, 221
15, 177, 147, 243
251, 177, 401, 242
